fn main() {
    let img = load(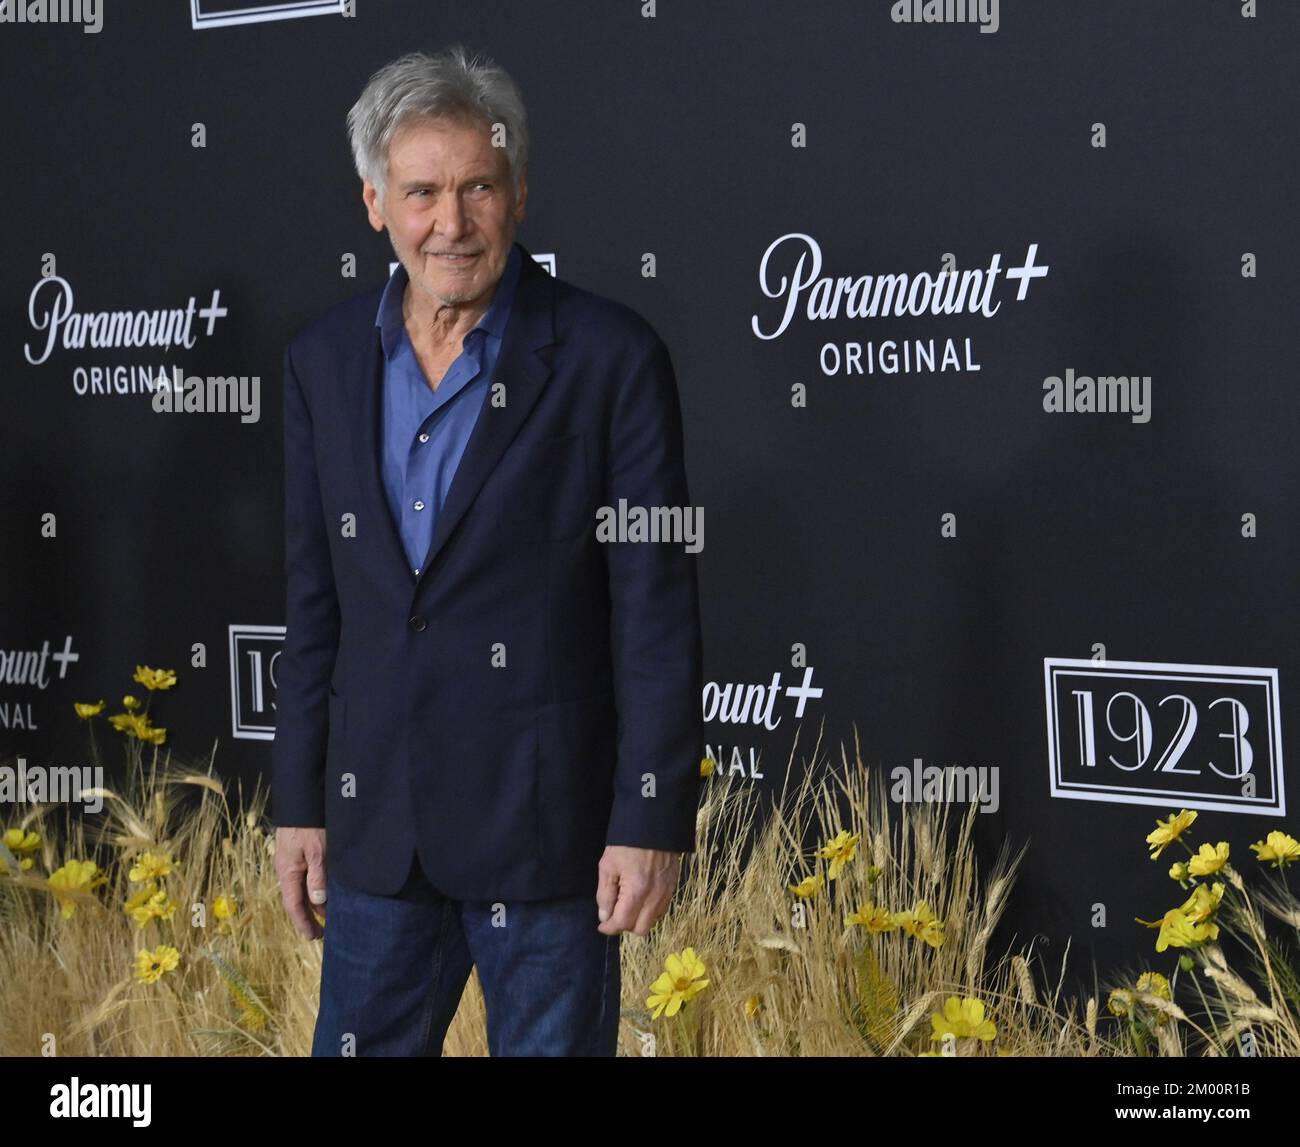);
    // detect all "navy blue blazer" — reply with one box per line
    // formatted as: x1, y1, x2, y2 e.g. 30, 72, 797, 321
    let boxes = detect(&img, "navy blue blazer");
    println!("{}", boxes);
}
270, 240, 704, 900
